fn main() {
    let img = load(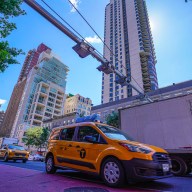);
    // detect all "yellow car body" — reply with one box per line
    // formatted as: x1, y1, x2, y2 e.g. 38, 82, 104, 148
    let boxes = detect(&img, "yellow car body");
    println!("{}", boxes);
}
0, 144, 29, 163
45, 122, 172, 187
